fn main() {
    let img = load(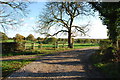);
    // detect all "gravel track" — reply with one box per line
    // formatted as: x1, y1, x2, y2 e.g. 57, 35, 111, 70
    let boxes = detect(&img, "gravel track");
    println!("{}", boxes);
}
4, 47, 105, 80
